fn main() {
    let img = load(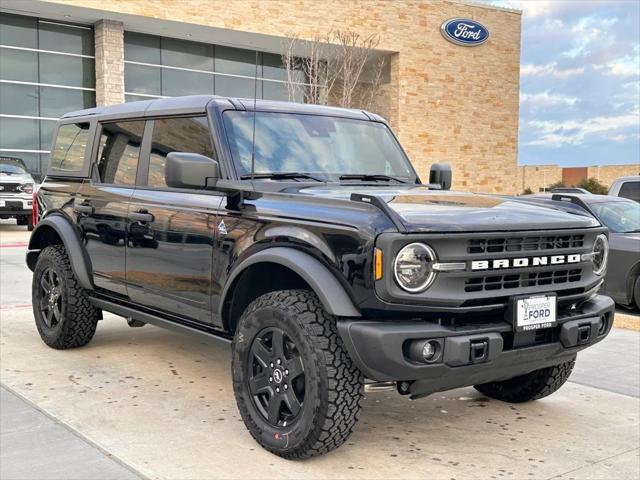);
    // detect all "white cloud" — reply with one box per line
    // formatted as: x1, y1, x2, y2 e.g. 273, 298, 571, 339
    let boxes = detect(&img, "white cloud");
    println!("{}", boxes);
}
521, 62, 585, 79
521, 91, 578, 107
605, 55, 640, 77
526, 108, 640, 147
